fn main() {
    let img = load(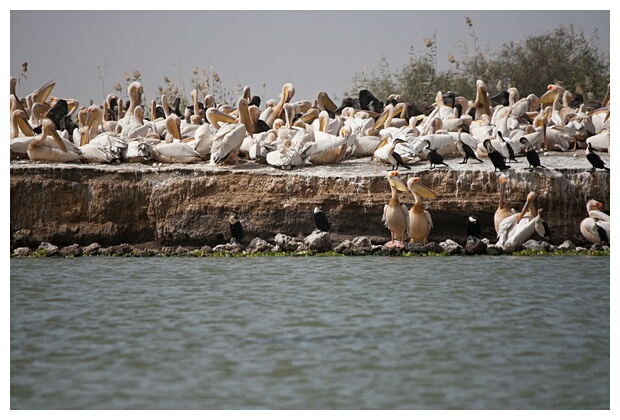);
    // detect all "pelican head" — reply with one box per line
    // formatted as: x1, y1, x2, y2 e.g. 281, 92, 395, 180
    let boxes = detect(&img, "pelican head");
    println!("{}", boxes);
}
387, 171, 409, 192
499, 174, 508, 185
585, 199, 603, 213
